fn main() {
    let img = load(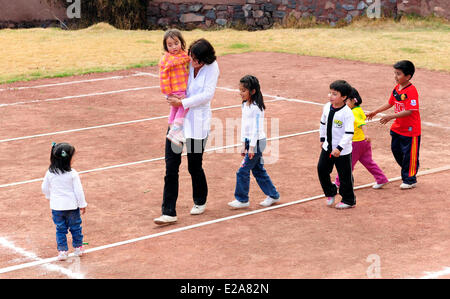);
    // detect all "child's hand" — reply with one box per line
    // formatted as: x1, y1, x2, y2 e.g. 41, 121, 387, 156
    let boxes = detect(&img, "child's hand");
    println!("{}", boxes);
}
331, 148, 341, 158
166, 96, 182, 107
380, 115, 393, 125
80, 207, 86, 215
248, 146, 255, 159
366, 111, 376, 120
